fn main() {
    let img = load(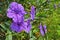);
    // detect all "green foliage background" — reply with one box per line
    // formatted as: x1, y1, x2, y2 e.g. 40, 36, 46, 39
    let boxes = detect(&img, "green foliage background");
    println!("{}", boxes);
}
0, 0, 60, 40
